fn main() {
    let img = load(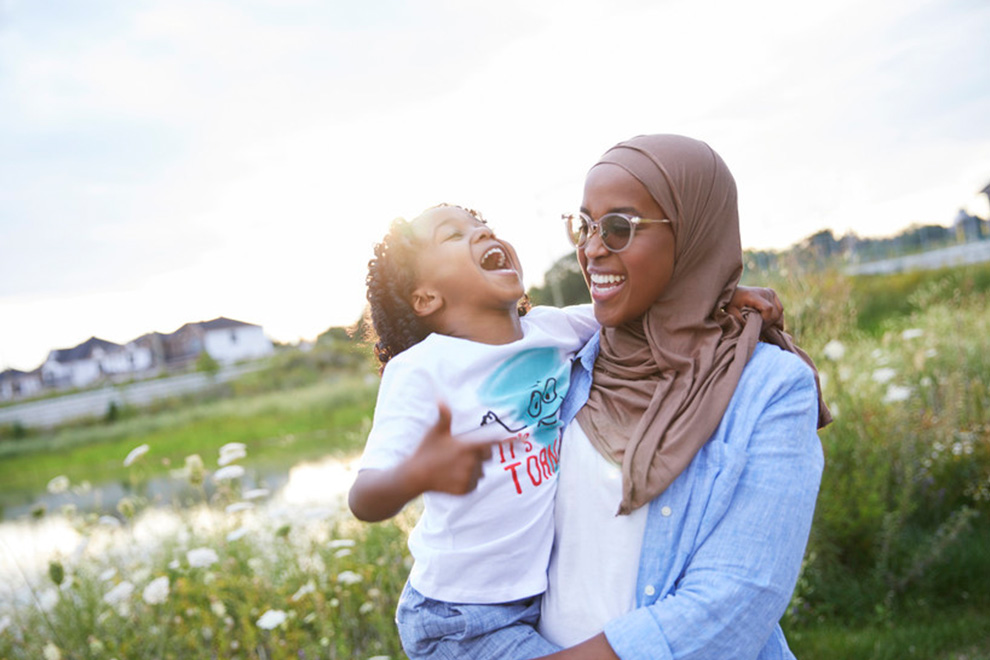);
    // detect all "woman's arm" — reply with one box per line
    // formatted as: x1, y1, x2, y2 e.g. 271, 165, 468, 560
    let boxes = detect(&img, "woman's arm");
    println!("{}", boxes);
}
348, 404, 495, 522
